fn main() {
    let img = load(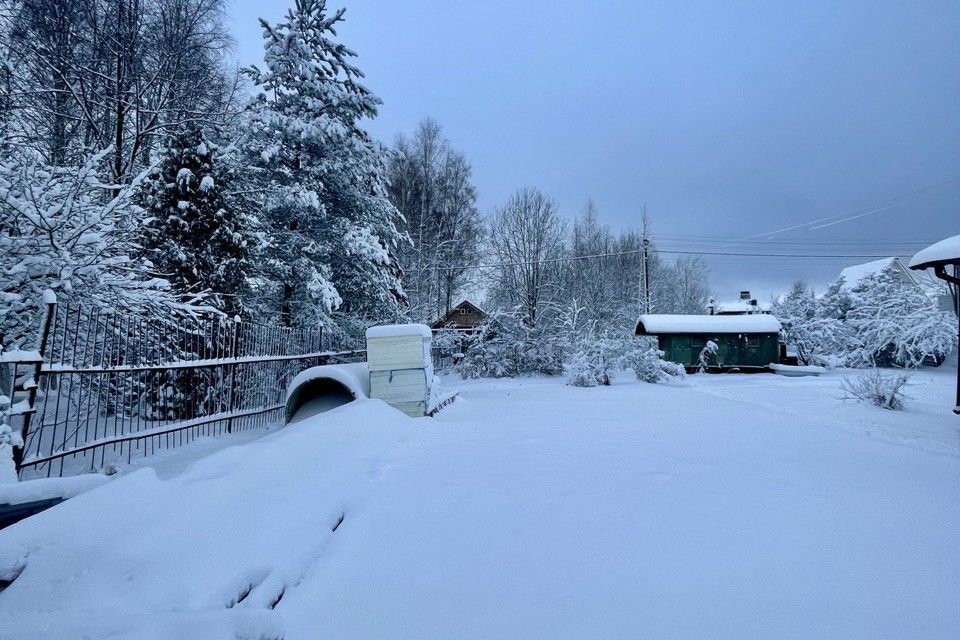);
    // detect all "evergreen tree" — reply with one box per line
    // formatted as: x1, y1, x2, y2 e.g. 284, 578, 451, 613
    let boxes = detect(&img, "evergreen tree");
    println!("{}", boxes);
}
243, 0, 406, 331
138, 127, 257, 315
